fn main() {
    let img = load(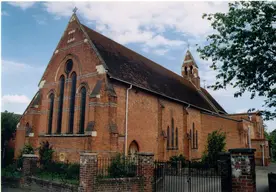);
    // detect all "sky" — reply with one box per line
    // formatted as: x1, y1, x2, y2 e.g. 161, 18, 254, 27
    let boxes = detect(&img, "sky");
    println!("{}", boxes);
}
1, 1, 275, 132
